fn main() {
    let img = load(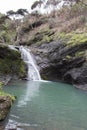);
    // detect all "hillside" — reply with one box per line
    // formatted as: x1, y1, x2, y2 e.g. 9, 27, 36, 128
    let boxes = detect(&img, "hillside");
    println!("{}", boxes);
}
0, 3, 87, 89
